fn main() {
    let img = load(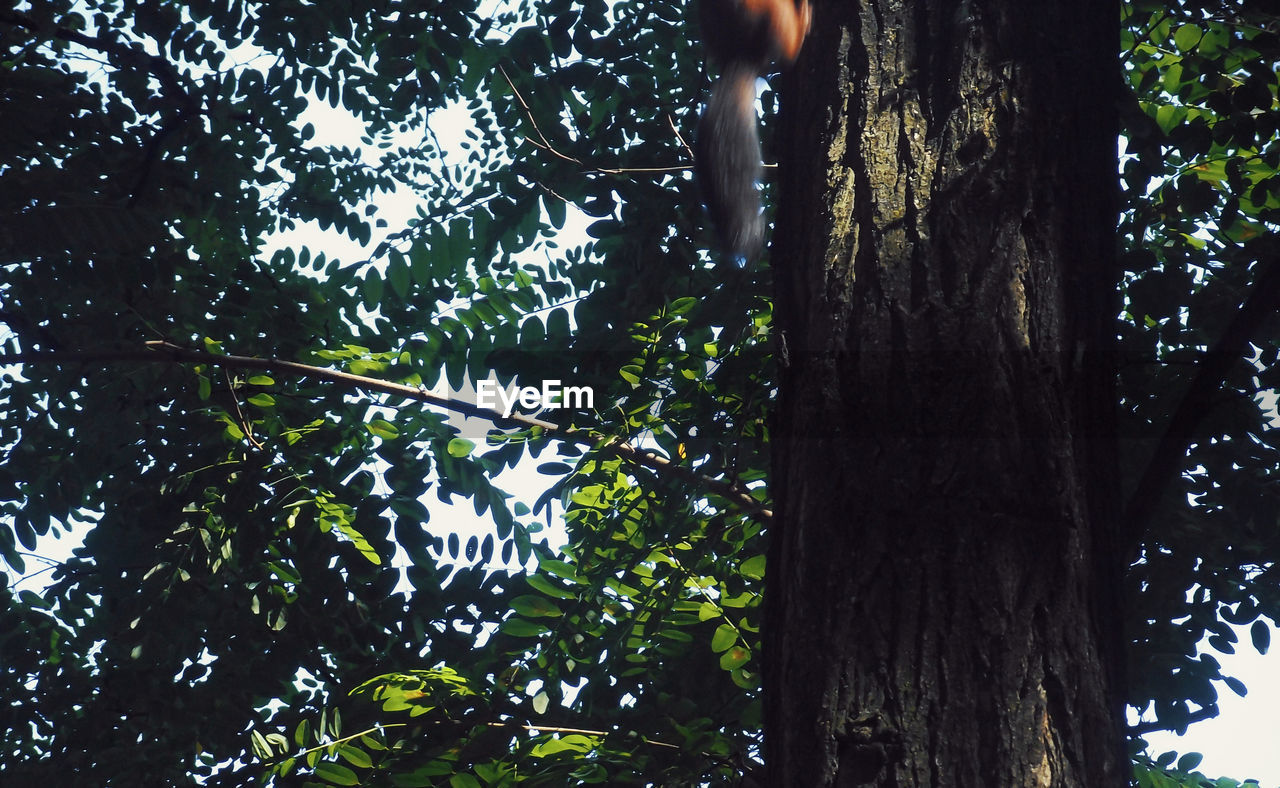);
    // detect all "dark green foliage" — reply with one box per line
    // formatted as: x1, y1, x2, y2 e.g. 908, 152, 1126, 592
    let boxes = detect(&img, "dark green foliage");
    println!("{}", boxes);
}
0, 0, 1278, 785
2, 1, 768, 784
1120, 3, 1280, 763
